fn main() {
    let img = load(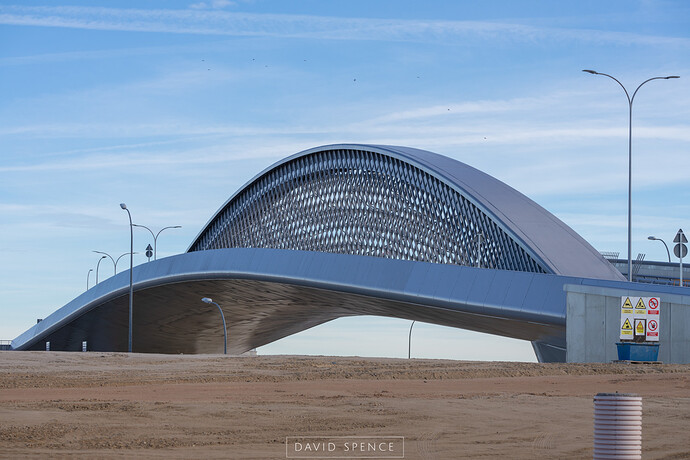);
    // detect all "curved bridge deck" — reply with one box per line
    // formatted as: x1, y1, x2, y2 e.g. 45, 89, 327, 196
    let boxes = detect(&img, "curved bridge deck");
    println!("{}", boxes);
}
14, 248, 574, 358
